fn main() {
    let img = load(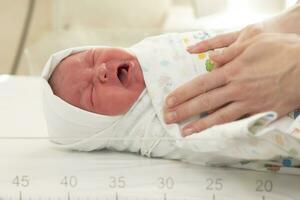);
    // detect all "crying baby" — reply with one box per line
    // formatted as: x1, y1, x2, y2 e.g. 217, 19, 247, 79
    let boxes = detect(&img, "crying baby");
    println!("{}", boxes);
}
49, 47, 146, 116
42, 31, 300, 174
